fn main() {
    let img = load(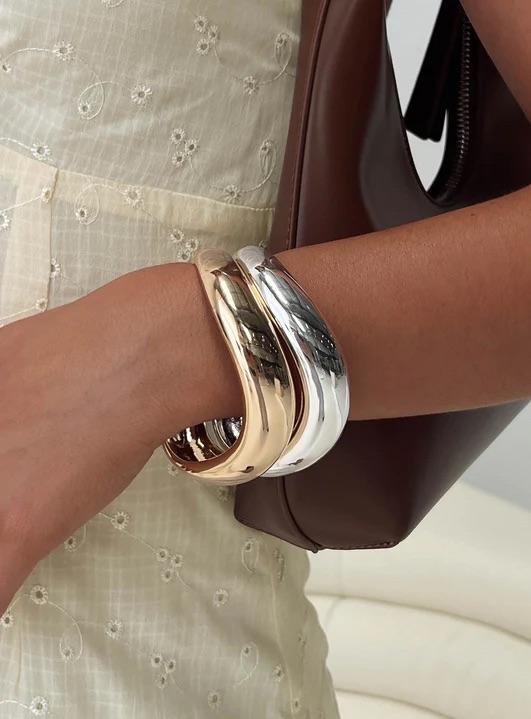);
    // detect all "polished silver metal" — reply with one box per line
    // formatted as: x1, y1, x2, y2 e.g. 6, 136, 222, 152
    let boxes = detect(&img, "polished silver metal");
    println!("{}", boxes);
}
233, 245, 350, 476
